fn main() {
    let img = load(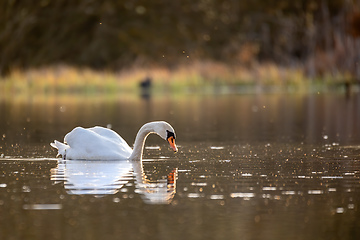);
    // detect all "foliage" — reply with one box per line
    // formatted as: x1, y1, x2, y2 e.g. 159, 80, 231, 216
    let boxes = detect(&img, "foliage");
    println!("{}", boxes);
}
1, 0, 359, 80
